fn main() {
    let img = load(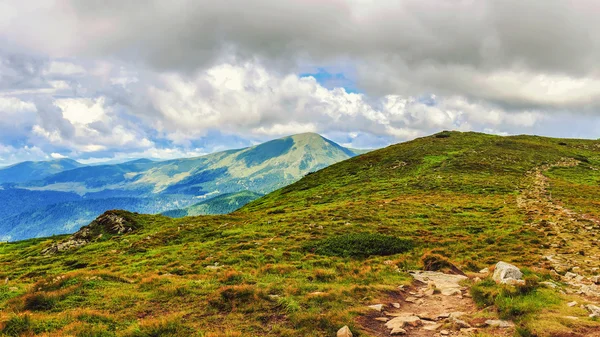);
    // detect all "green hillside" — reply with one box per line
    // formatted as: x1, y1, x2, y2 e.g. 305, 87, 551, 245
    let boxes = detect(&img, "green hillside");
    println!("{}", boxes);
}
162, 191, 263, 218
2, 131, 600, 336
